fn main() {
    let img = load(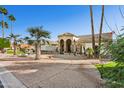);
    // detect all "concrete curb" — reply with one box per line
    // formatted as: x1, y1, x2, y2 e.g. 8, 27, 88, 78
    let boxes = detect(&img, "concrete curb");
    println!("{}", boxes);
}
0, 67, 26, 88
